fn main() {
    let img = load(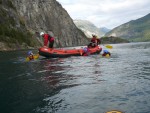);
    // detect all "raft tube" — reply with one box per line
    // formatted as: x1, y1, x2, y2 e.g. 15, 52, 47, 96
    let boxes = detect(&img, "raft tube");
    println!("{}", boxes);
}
39, 46, 102, 58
